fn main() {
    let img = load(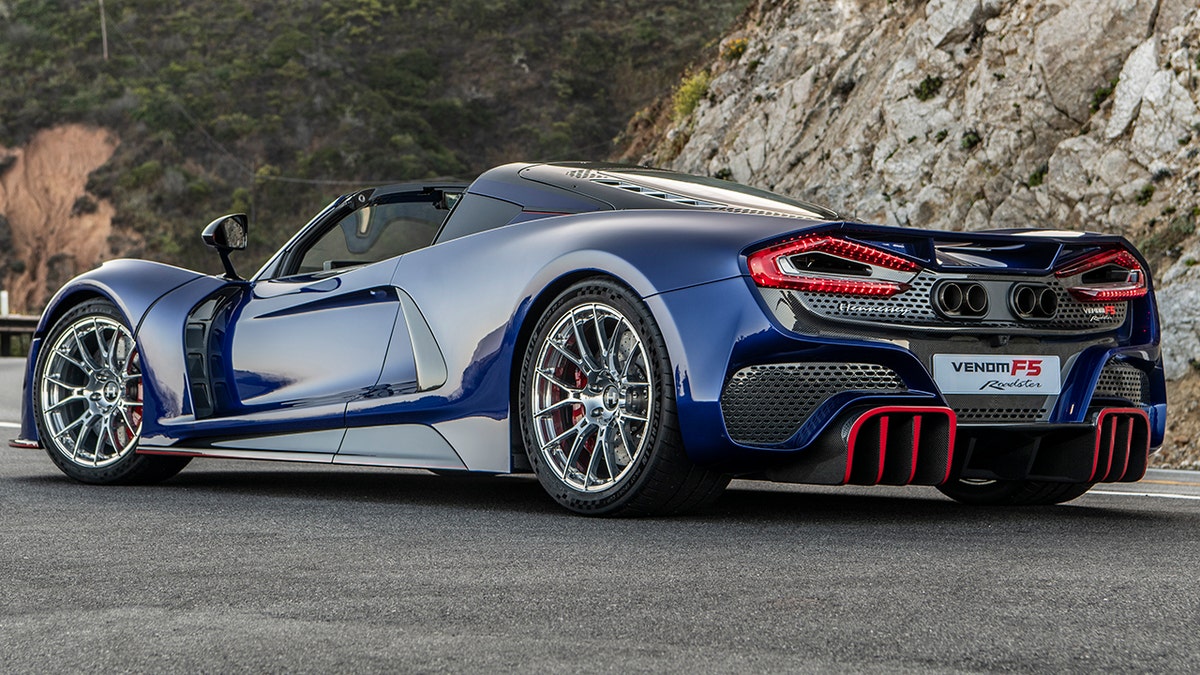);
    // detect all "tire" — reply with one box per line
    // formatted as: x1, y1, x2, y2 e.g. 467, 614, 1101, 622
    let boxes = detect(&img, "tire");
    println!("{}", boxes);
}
937, 479, 1094, 506
33, 299, 190, 485
518, 278, 729, 516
